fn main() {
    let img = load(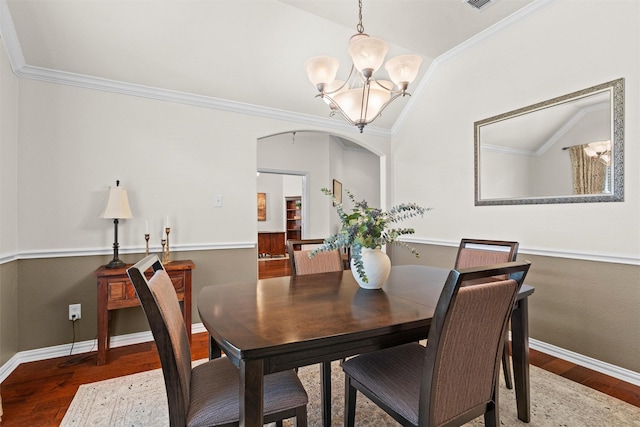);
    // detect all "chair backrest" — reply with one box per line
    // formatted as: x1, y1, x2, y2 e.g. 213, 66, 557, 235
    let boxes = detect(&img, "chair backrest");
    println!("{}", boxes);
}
454, 239, 519, 269
419, 261, 531, 427
287, 239, 343, 276
127, 255, 191, 426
